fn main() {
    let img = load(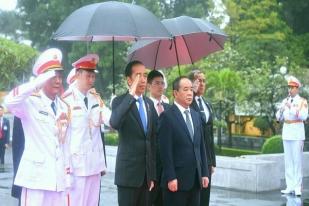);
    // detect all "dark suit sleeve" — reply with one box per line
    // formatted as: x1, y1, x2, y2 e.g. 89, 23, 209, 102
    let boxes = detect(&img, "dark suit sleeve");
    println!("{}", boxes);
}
4, 118, 10, 144
110, 93, 135, 130
200, 125, 209, 178
158, 112, 176, 182
207, 102, 216, 167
